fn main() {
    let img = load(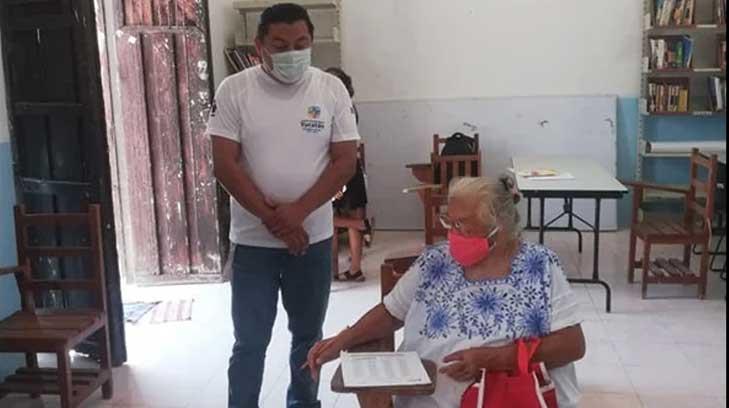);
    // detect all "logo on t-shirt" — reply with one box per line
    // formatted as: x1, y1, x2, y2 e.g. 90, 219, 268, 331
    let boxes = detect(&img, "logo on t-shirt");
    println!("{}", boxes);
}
301, 105, 326, 134
307, 105, 322, 119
